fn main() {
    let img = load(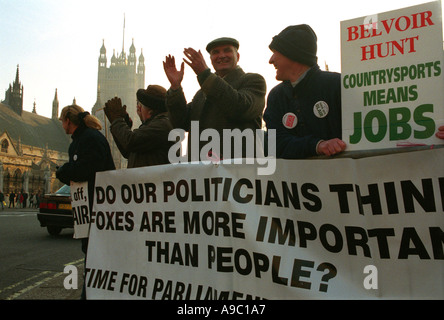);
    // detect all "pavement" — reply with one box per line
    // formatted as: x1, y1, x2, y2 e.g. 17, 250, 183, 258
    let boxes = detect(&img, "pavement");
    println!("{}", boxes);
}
1, 206, 39, 213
